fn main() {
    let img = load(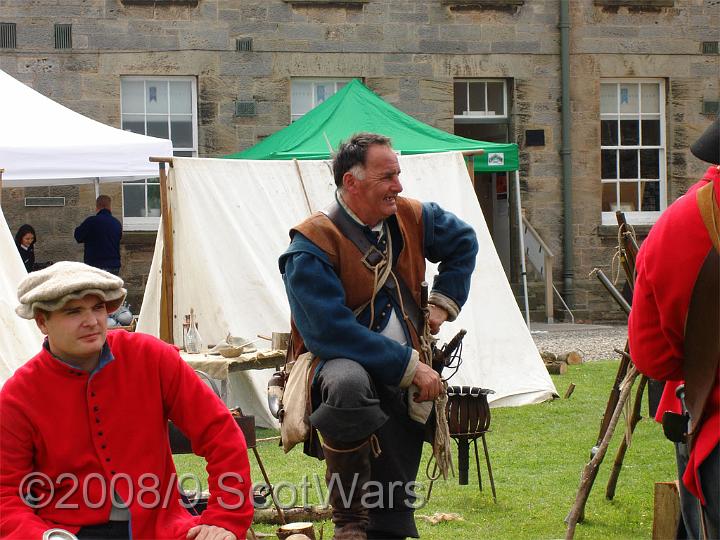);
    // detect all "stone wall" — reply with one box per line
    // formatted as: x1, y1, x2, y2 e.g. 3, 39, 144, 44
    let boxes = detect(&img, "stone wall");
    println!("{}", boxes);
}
1, 0, 718, 321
